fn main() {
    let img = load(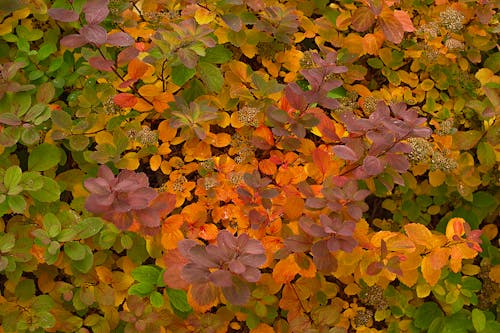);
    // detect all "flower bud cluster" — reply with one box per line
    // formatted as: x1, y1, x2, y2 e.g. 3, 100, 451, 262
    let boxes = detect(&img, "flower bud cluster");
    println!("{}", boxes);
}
103, 98, 121, 115
135, 127, 158, 145
417, 21, 440, 38
360, 285, 388, 310
354, 309, 373, 327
